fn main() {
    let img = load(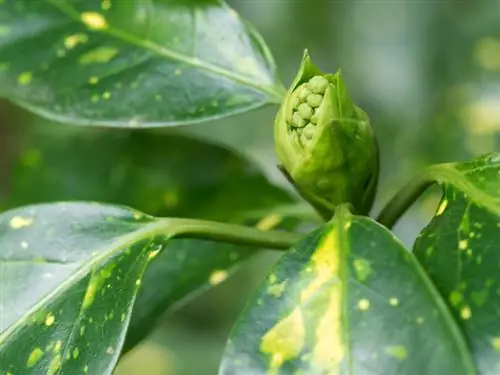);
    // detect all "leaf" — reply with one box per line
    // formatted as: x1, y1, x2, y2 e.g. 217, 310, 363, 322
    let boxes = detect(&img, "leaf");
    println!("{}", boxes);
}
414, 152, 500, 375
0, 202, 296, 374
219, 206, 476, 375
1, 123, 296, 353
0, 0, 284, 127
